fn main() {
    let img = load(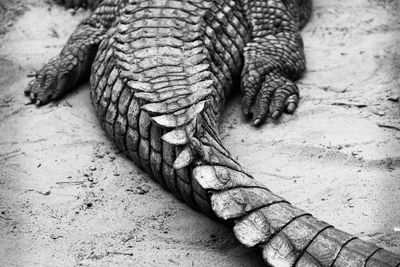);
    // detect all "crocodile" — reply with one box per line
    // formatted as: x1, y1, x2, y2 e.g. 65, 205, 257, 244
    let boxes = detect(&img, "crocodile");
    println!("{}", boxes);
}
25, 0, 400, 266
